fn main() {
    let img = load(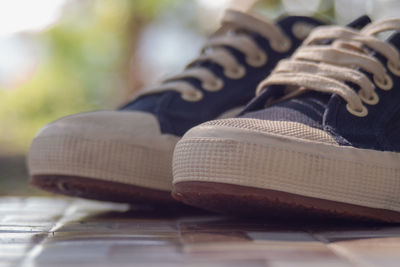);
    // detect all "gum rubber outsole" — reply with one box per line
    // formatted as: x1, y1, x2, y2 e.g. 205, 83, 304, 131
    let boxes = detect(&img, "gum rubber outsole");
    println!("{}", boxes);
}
173, 181, 400, 223
31, 175, 179, 206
